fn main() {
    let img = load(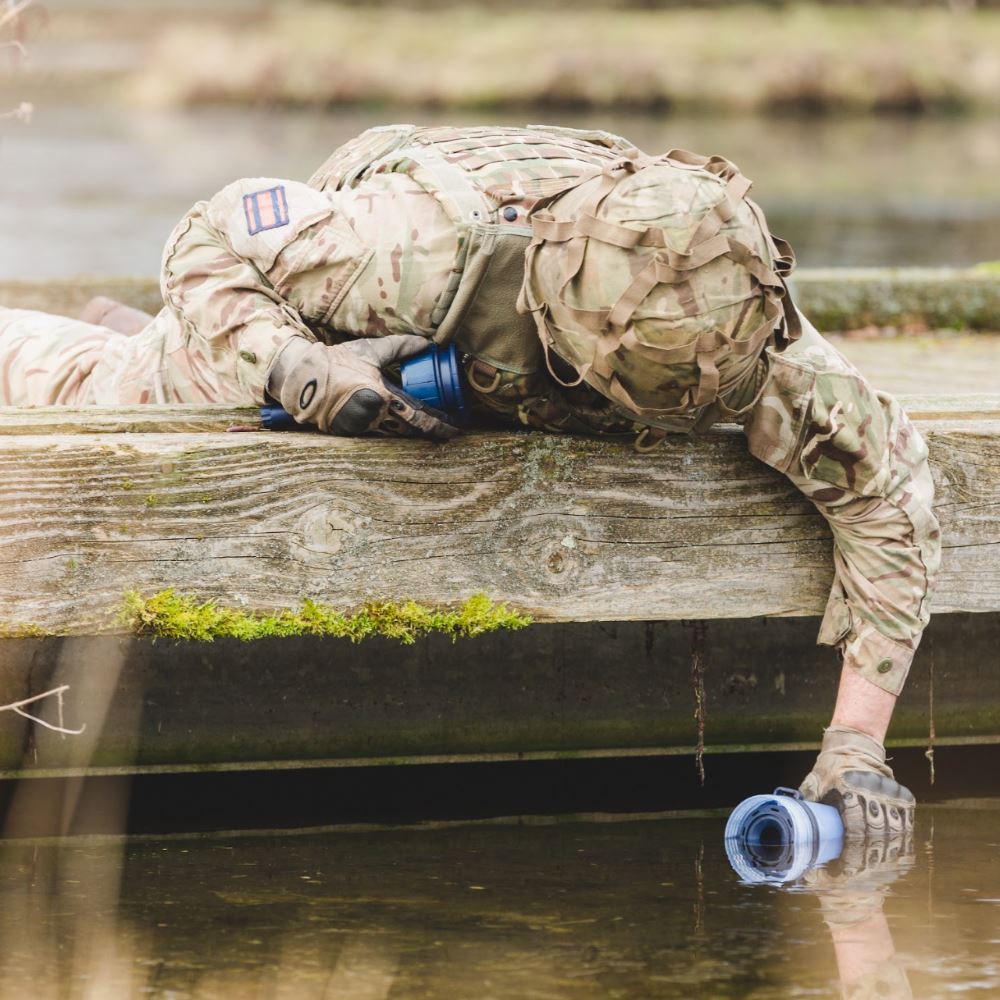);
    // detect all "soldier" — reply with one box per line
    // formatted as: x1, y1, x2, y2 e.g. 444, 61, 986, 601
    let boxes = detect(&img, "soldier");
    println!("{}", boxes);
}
0, 125, 939, 839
